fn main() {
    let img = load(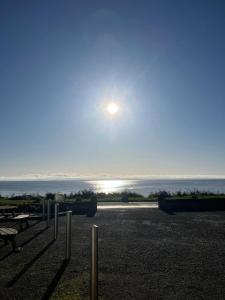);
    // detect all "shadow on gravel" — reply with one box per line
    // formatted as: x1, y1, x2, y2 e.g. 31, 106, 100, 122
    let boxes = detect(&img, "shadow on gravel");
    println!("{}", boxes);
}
0, 225, 48, 262
161, 210, 176, 215
0, 242, 7, 249
0, 250, 14, 262
41, 260, 69, 300
6, 239, 55, 288
22, 219, 42, 231
20, 226, 48, 247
